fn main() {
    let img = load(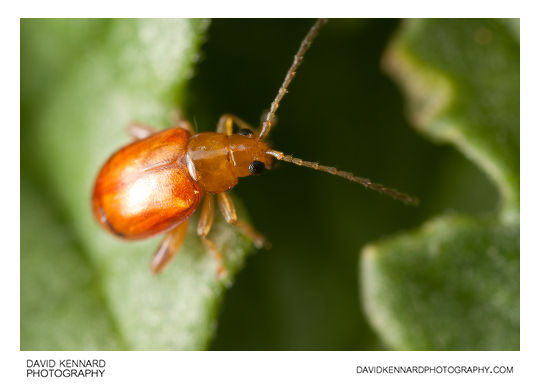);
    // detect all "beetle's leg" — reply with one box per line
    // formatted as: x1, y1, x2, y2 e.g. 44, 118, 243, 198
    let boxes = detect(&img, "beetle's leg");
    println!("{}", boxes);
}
172, 110, 195, 135
150, 219, 190, 273
127, 123, 155, 140
217, 114, 259, 136
216, 115, 233, 135
217, 192, 269, 249
197, 195, 226, 278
